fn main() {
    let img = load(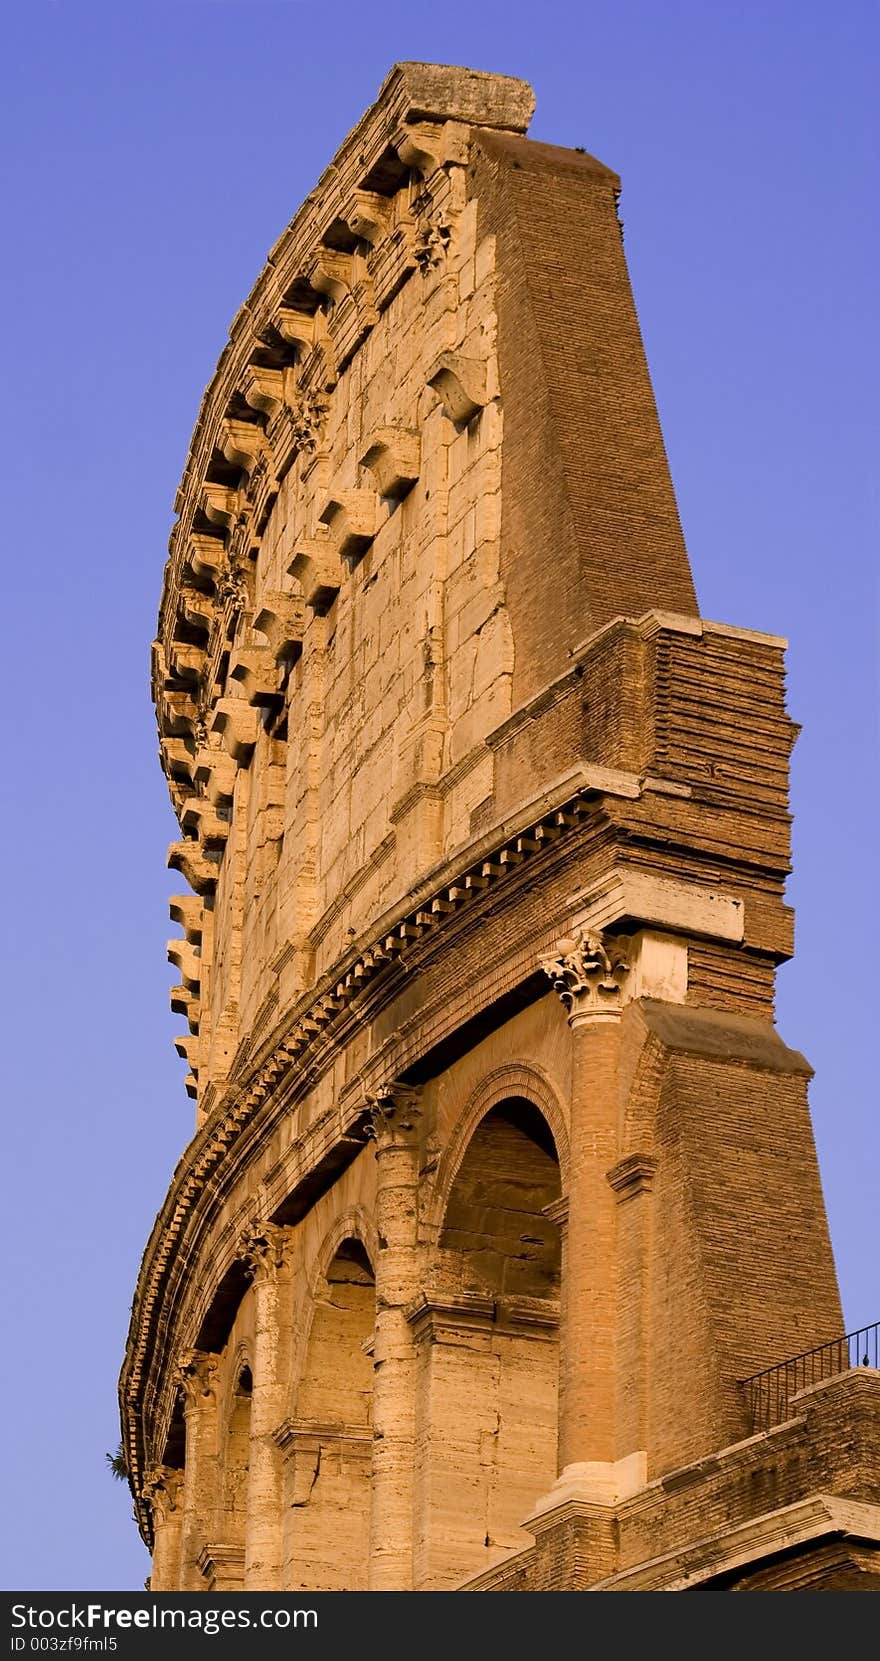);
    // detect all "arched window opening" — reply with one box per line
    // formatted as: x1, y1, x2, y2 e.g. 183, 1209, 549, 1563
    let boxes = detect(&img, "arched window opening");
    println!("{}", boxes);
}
219, 1363, 252, 1553
439, 1098, 562, 1299
417, 1097, 562, 1588
283, 1239, 375, 1590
